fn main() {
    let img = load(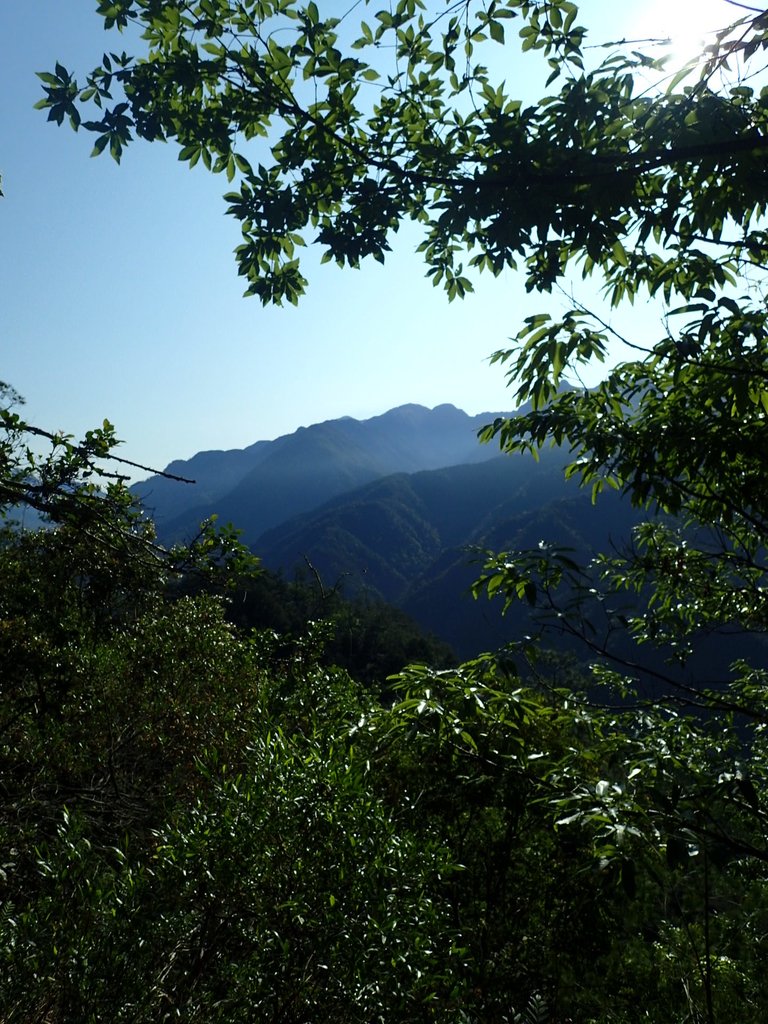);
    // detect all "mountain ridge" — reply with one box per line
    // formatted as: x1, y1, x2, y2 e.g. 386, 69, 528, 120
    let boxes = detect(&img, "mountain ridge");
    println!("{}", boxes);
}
131, 401, 685, 662
132, 403, 513, 546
